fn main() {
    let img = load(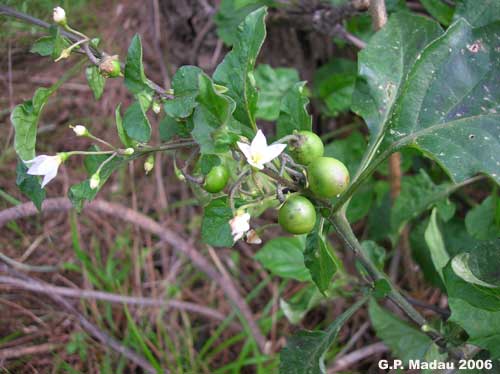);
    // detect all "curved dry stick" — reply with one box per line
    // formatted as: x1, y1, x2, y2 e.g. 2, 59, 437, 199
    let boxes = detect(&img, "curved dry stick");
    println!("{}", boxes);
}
0, 198, 267, 352
0, 263, 162, 374
0, 275, 232, 325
